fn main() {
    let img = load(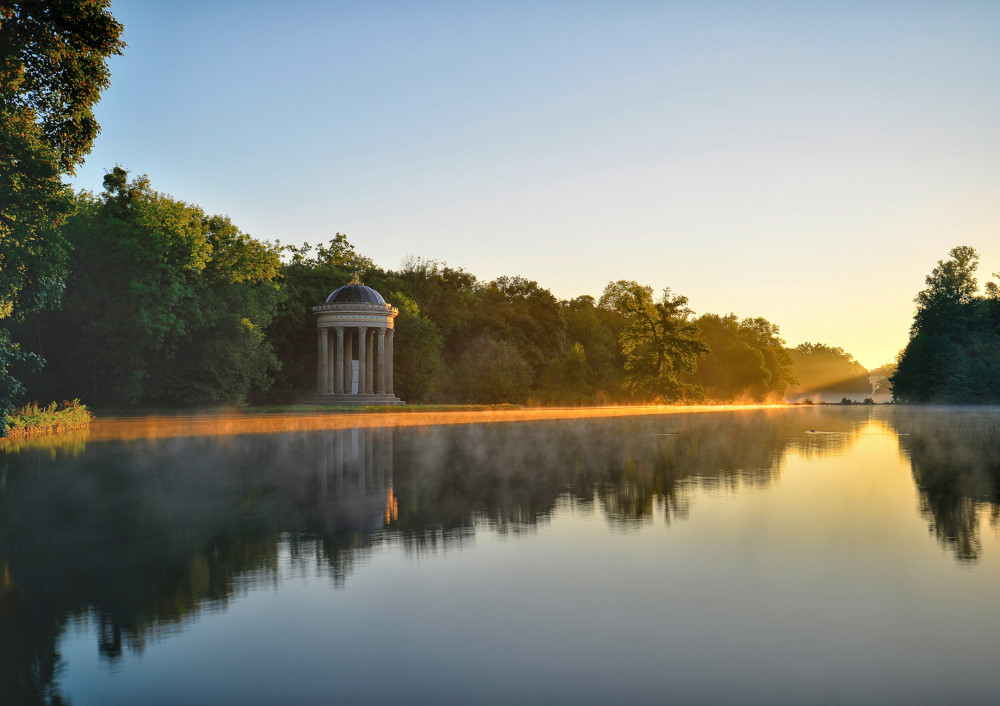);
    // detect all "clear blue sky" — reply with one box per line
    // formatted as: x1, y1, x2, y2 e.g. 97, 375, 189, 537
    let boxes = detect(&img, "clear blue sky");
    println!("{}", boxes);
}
73, 1, 1000, 368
